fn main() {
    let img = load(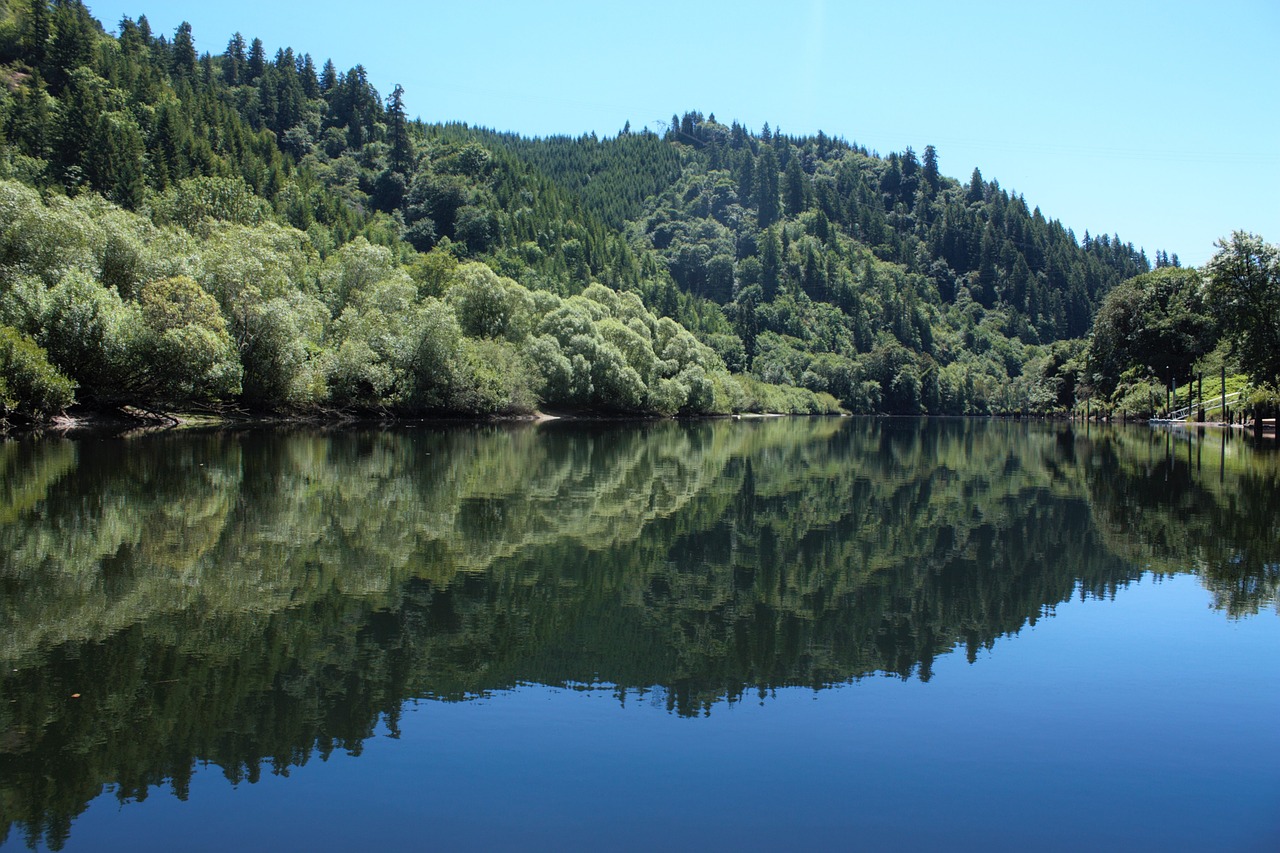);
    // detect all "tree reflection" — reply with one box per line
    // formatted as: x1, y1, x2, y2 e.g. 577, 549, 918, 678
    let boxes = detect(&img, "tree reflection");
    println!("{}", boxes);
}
1080, 426, 1280, 618
1, 419, 1276, 848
